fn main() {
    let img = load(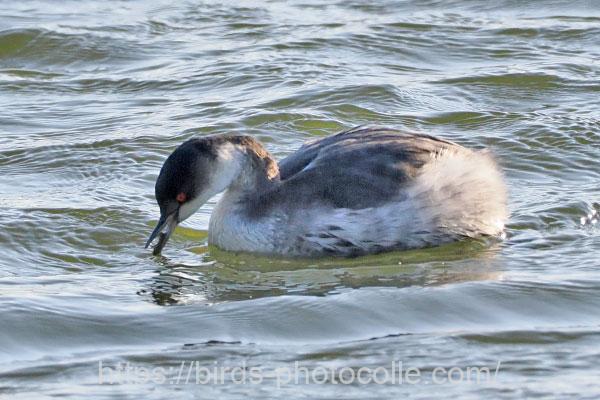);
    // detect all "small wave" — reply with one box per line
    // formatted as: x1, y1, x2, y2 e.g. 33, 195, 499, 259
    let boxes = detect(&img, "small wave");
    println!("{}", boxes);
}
492, 26, 600, 40
2, 281, 600, 360
0, 28, 146, 67
435, 72, 566, 89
